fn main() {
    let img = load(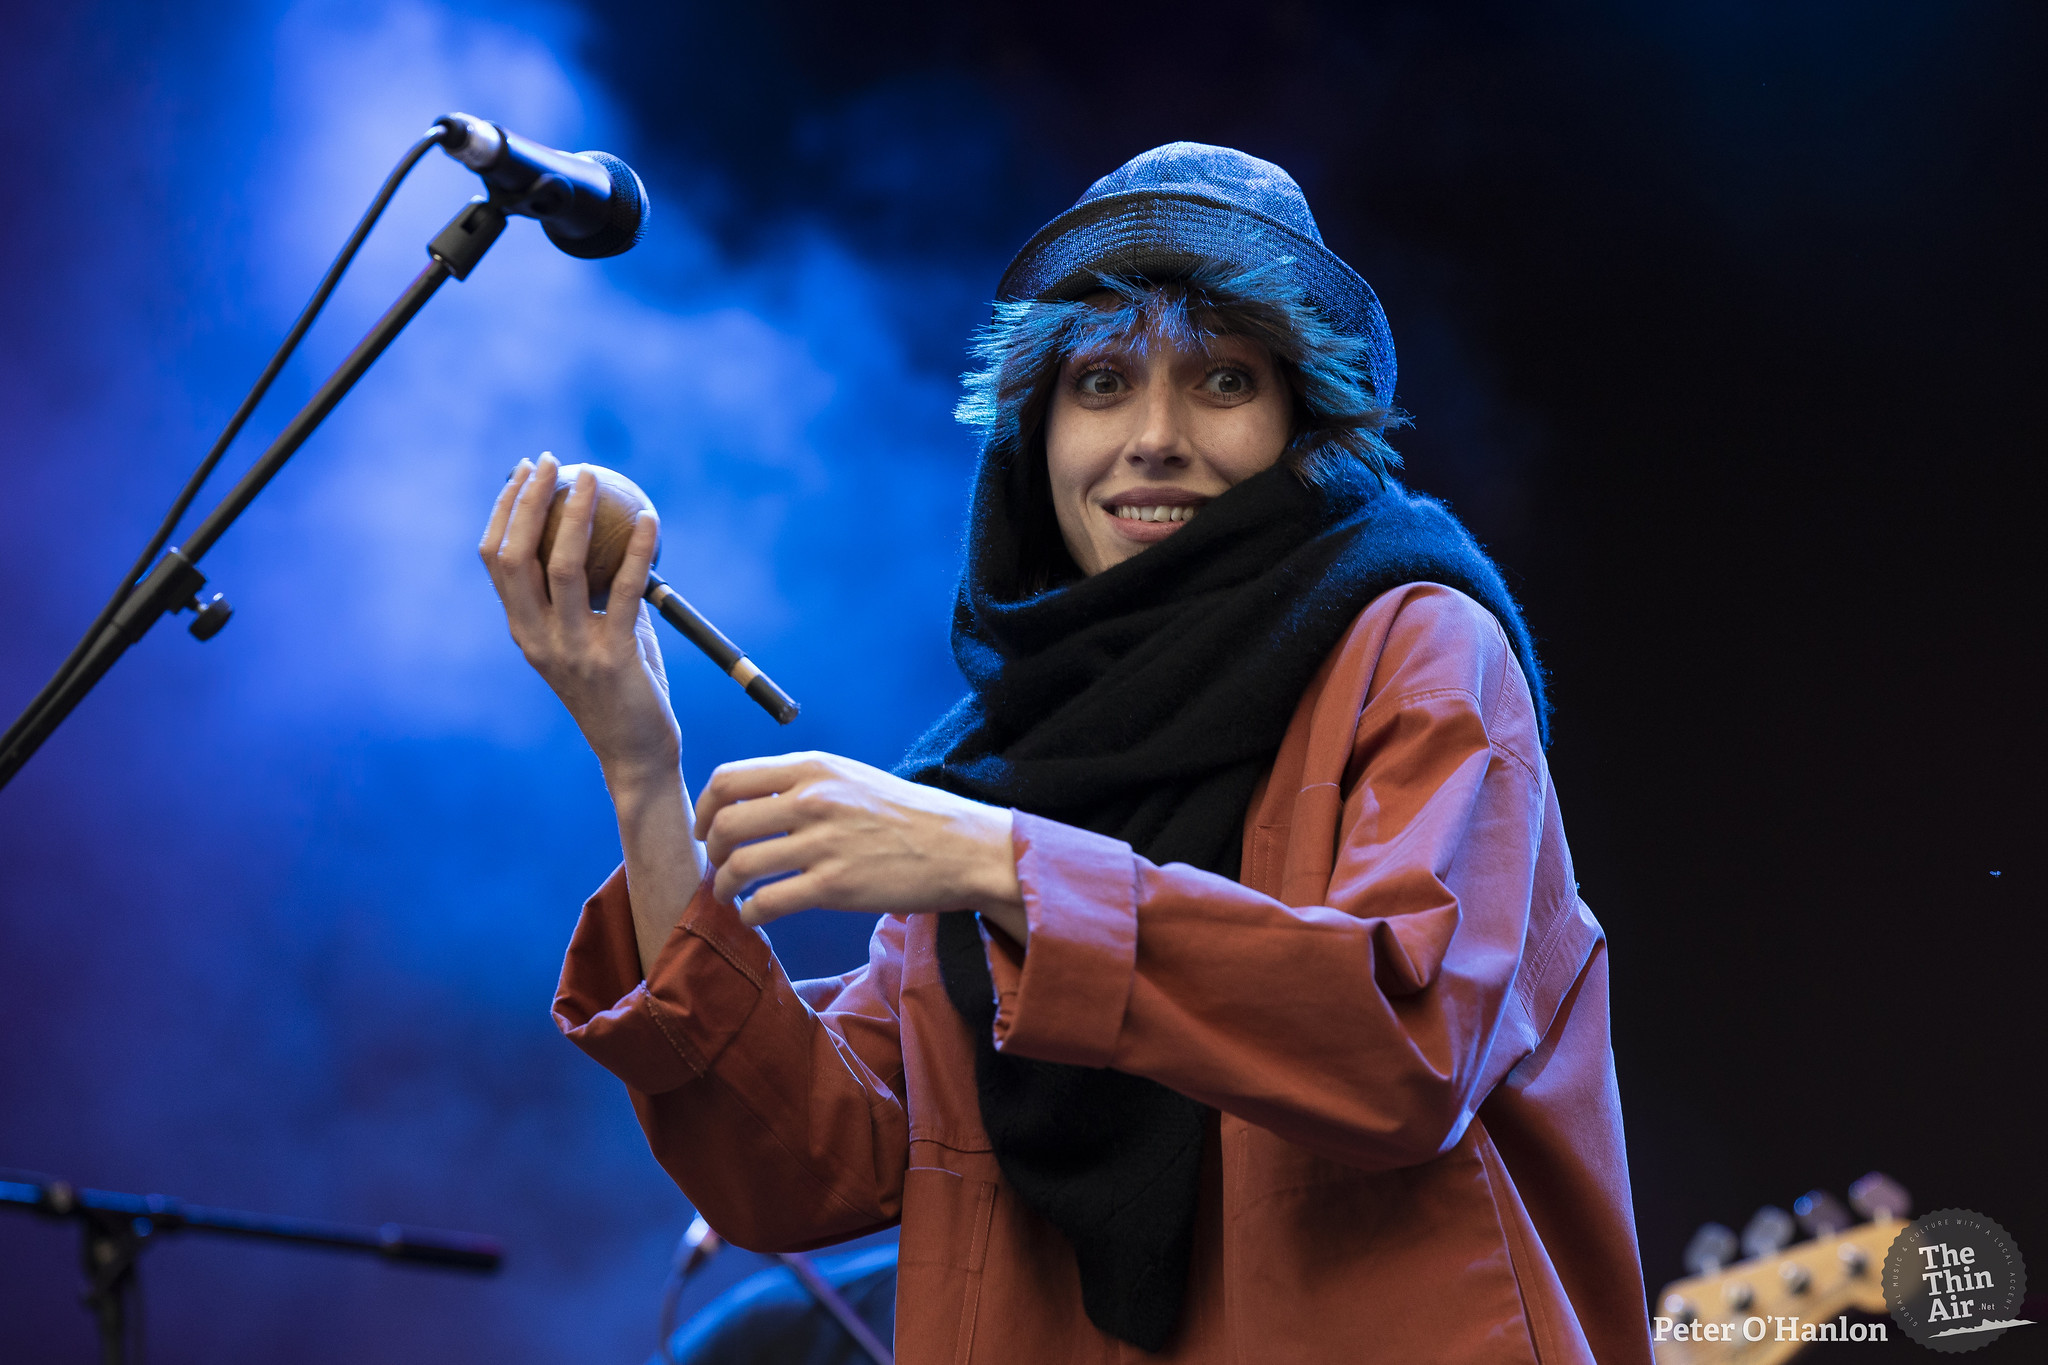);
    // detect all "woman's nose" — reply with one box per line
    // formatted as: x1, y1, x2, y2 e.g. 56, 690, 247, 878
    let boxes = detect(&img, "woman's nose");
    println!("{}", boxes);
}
1126, 386, 1190, 468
